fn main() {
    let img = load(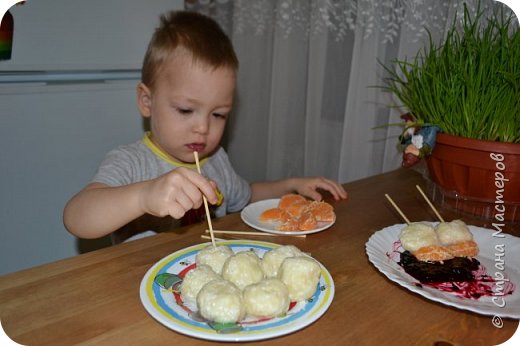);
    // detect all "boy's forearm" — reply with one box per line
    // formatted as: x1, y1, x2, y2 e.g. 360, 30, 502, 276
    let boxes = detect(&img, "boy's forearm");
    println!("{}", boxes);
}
63, 182, 147, 239
250, 179, 297, 202
250, 176, 347, 203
